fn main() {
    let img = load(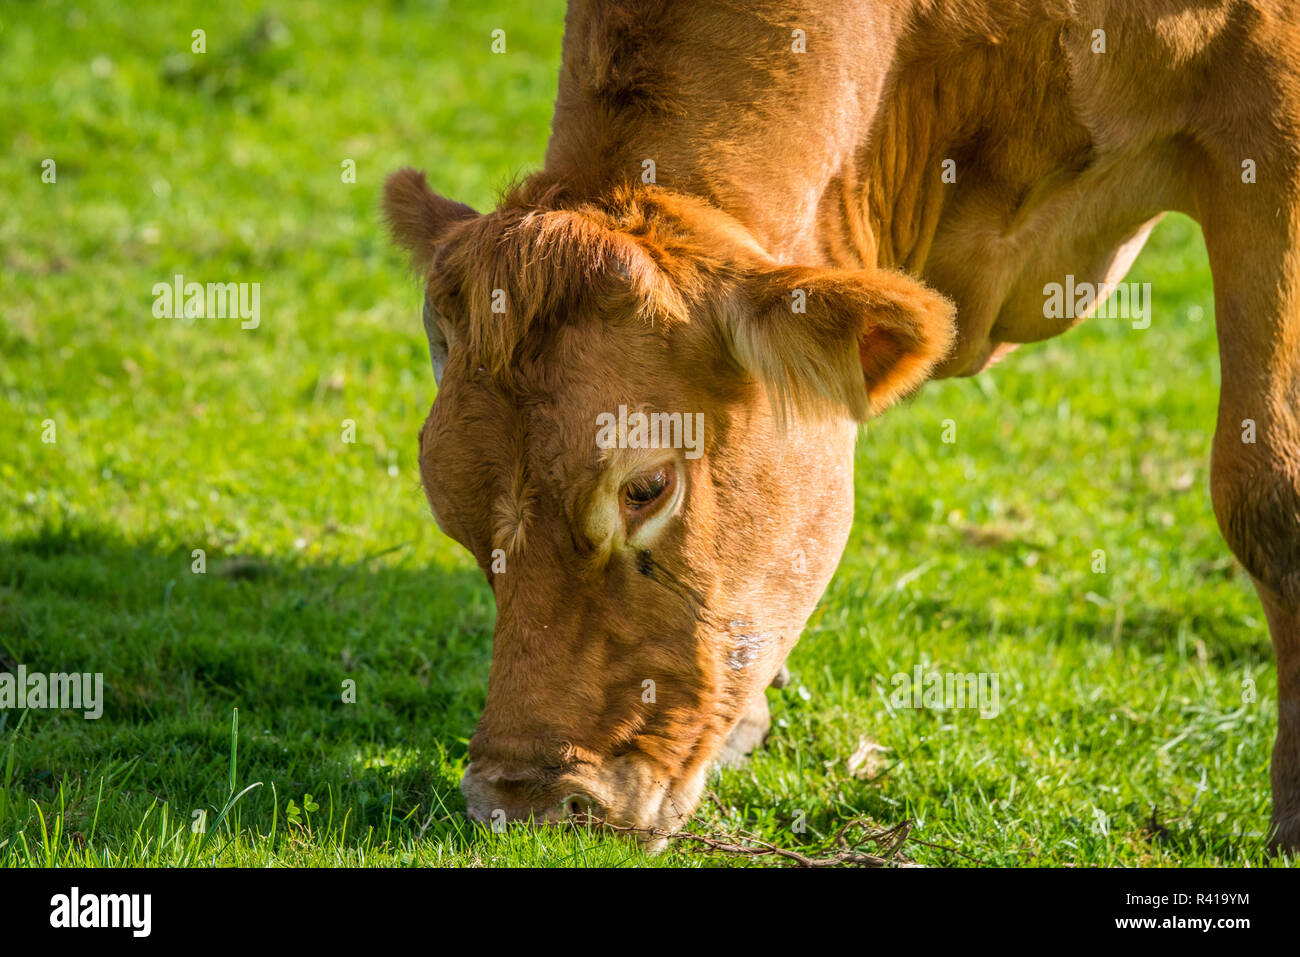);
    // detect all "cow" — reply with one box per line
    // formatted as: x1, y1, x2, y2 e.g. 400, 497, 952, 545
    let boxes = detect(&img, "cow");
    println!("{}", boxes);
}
384, 0, 1300, 852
